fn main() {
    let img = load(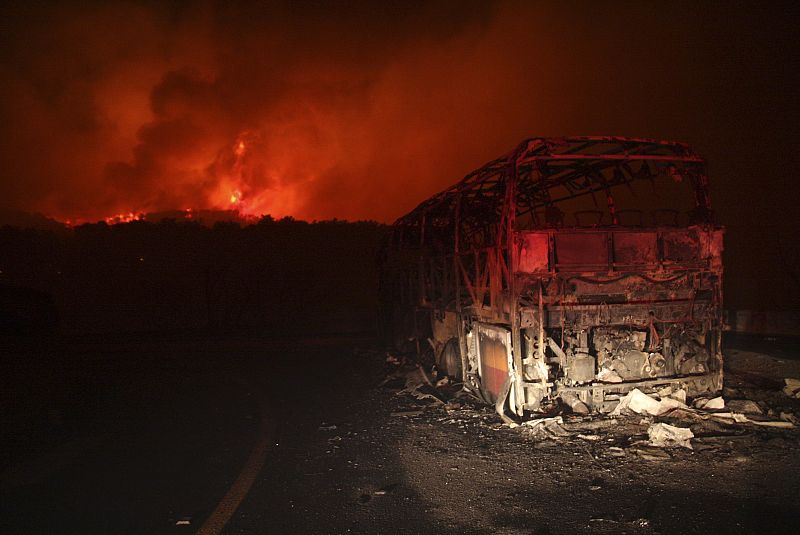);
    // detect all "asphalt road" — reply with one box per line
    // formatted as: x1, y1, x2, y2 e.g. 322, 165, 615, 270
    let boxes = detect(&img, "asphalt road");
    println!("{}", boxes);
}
0, 334, 374, 534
